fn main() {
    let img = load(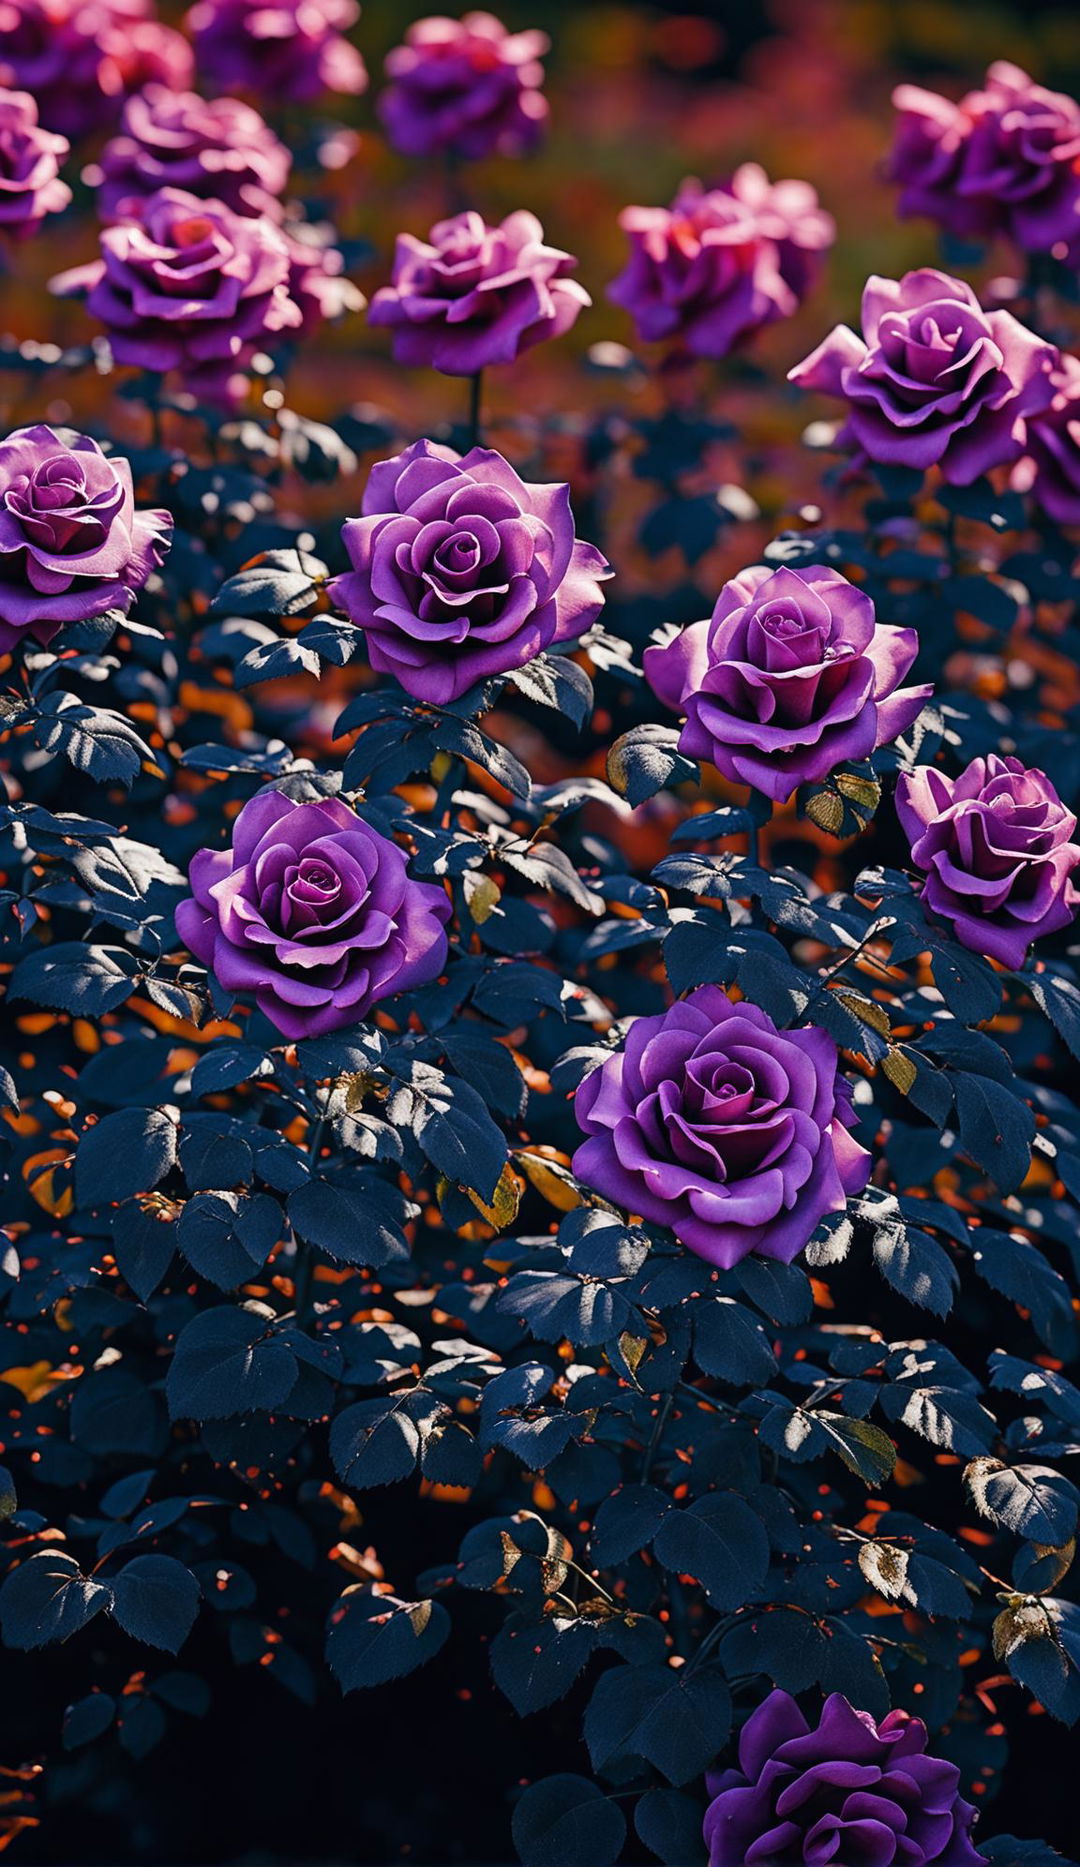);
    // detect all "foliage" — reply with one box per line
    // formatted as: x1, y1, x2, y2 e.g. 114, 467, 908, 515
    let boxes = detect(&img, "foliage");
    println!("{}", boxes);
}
1, 4, 1080, 1865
